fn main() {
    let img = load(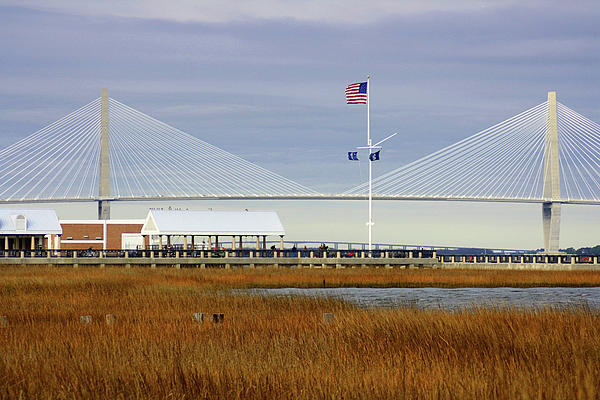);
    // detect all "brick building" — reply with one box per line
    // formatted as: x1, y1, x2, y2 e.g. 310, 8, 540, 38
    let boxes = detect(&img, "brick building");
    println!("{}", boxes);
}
59, 219, 144, 250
